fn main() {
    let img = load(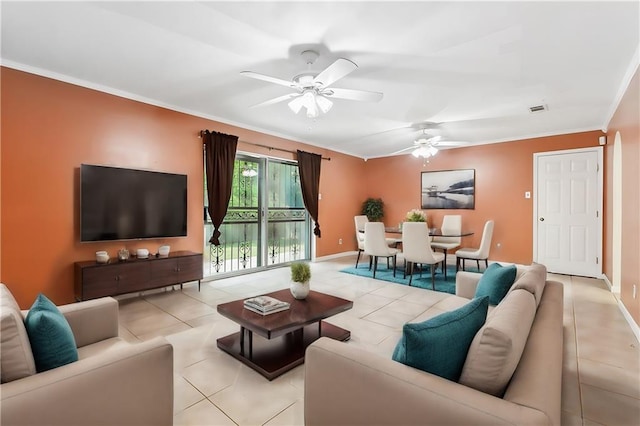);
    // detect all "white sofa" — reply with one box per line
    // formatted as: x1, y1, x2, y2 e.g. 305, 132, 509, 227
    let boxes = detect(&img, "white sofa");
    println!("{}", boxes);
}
305, 264, 563, 425
0, 284, 174, 426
